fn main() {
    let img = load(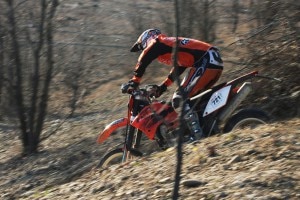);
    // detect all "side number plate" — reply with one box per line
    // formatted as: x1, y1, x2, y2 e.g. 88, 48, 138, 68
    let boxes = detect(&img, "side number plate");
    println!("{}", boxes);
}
203, 85, 231, 117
